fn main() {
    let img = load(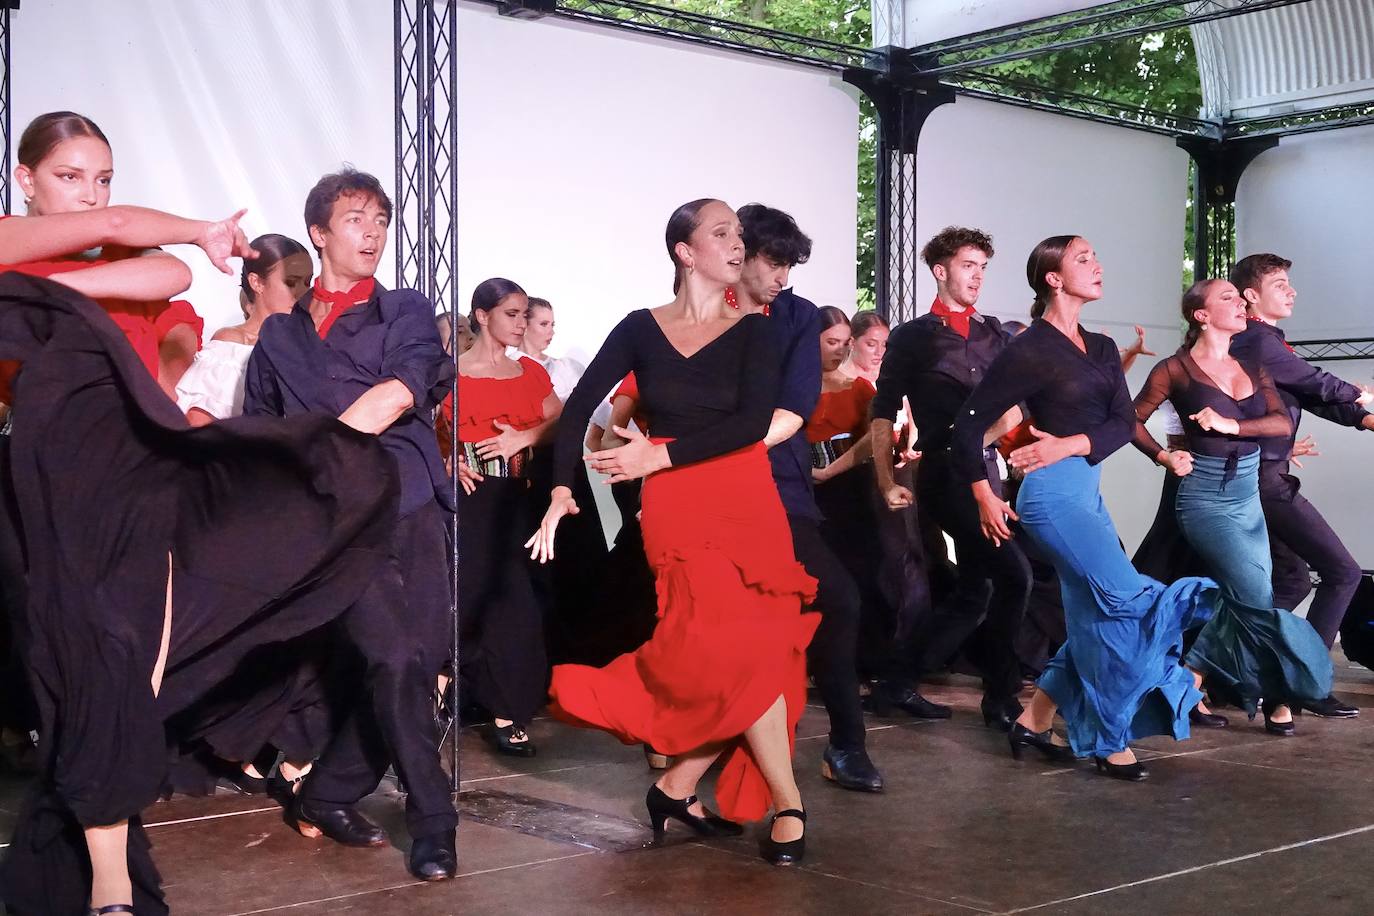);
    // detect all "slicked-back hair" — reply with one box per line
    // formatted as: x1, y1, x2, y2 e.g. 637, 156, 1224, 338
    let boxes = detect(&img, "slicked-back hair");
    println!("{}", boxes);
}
818, 305, 850, 330
737, 203, 812, 268
850, 310, 888, 340
303, 168, 394, 253
920, 226, 994, 271
470, 277, 527, 334
18, 111, 109, 168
